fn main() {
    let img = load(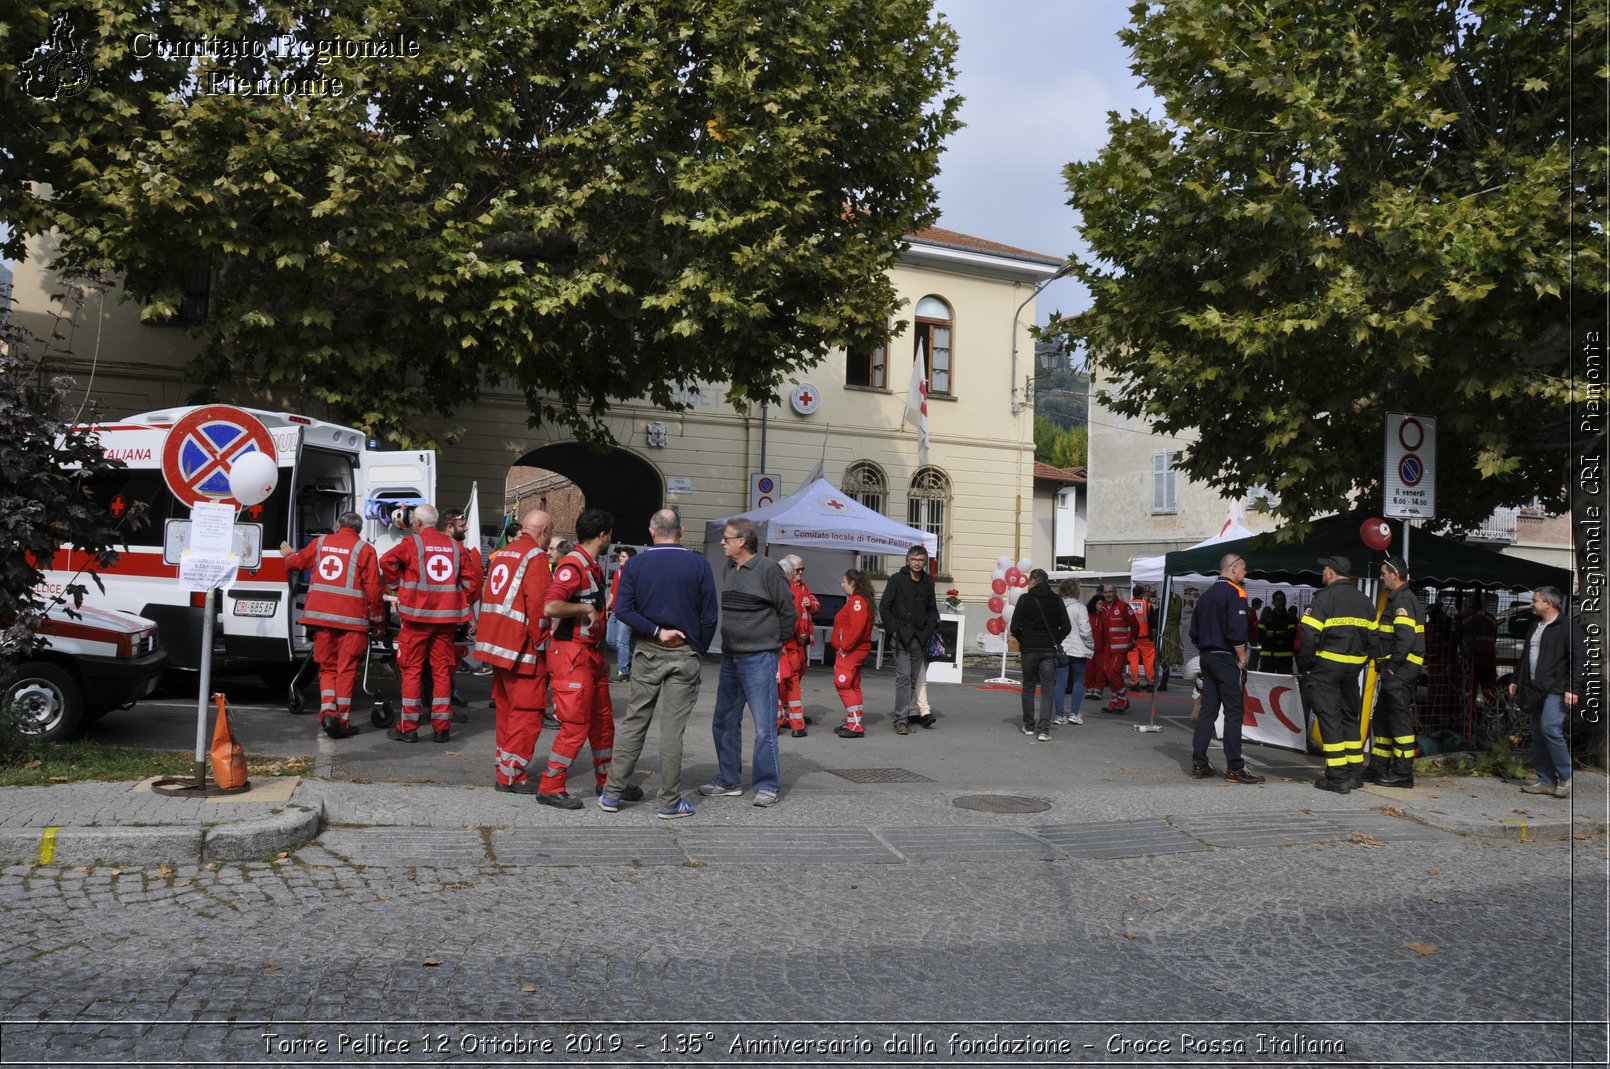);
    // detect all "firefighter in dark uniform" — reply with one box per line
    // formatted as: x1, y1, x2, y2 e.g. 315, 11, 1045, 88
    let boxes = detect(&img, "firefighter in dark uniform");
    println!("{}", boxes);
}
1259, 590, 1297, 673
1364, 555, 1424, 789
1299, 556, 1377, 793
